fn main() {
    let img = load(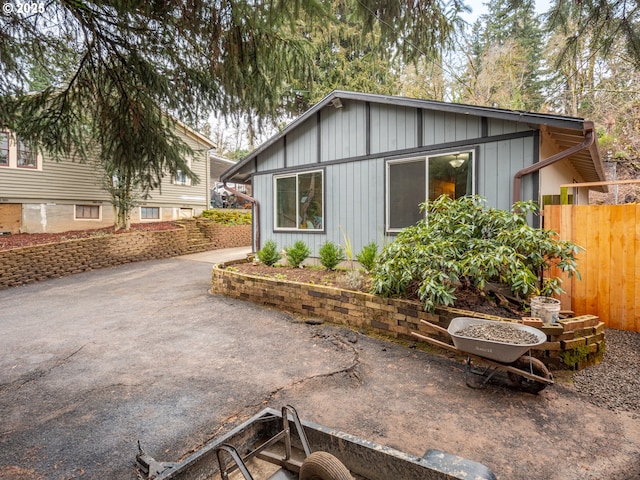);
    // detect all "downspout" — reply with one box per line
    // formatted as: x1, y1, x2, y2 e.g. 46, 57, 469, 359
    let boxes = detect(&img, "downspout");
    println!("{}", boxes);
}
512, 121, 596, 204
224, 182, 260, 252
